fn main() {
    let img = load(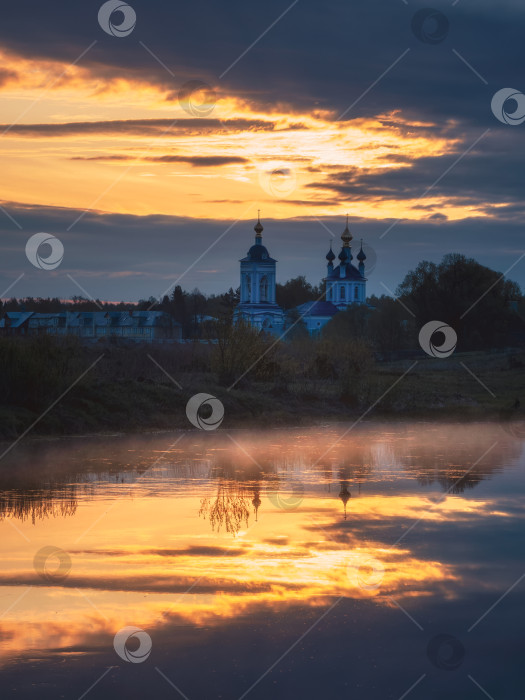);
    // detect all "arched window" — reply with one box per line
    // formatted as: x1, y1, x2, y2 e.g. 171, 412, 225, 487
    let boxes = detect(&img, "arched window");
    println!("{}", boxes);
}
340, 286, 345, 300
260, 276, 268, 302
245, 275, 251, 302
354, 286, 359, 300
